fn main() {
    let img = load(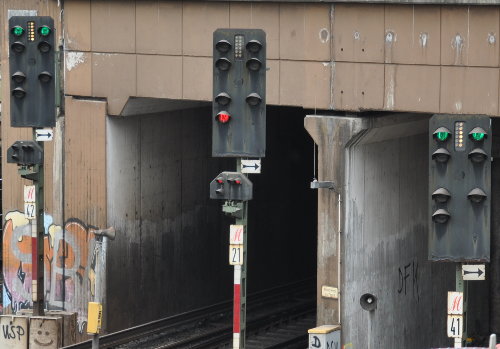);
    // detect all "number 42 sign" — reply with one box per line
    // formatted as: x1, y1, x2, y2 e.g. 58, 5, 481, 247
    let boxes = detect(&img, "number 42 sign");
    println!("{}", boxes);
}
24, 185, 36, 220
